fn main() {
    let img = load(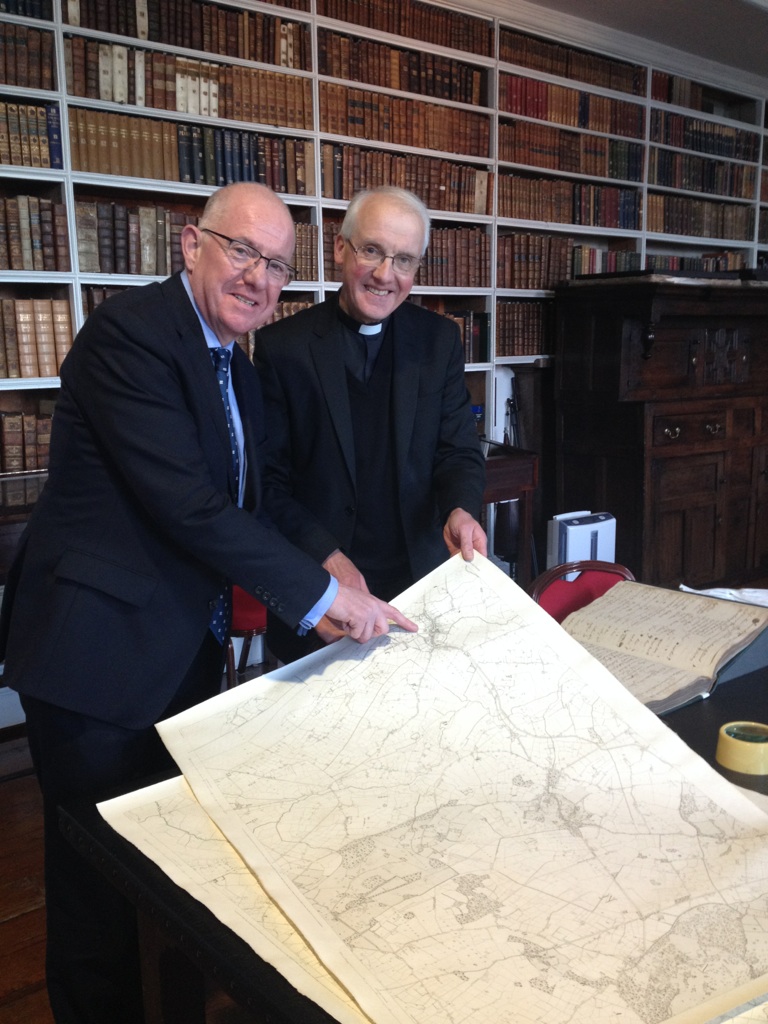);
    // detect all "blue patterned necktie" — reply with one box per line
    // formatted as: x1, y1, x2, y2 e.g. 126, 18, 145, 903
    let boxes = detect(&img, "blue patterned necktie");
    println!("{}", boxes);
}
211, 346, 240, 484
209, 346, 239, 644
